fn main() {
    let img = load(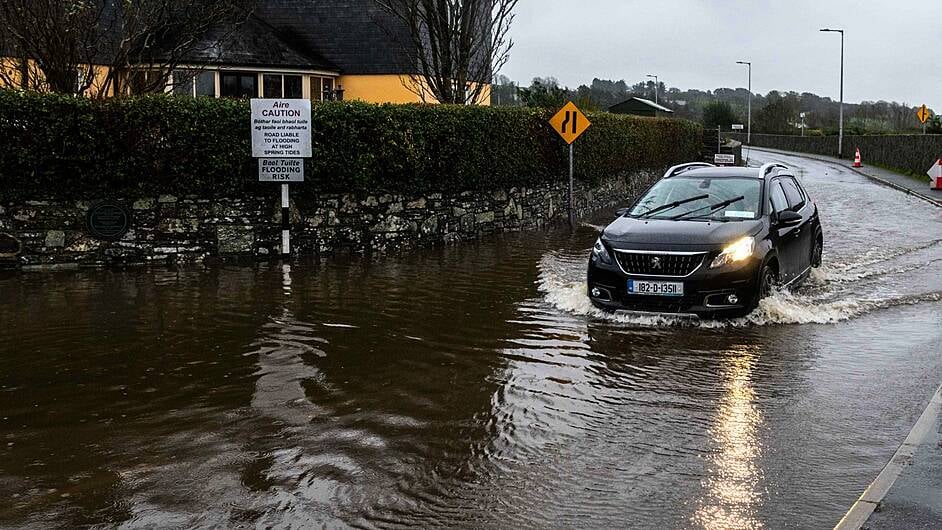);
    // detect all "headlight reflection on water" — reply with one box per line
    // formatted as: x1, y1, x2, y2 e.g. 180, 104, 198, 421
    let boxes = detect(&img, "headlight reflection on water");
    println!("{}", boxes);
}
694, 348, 764, 529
